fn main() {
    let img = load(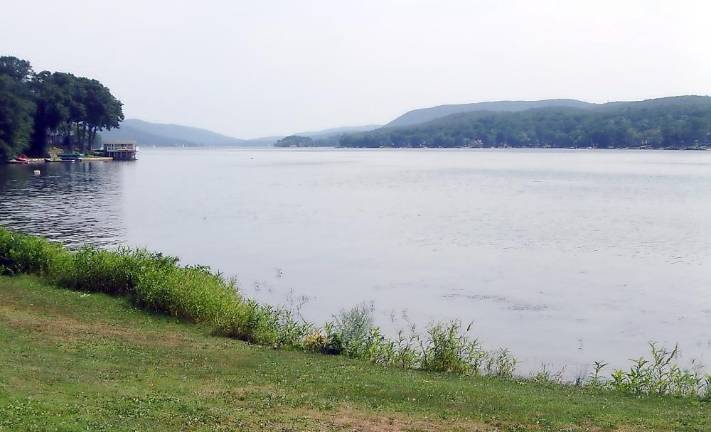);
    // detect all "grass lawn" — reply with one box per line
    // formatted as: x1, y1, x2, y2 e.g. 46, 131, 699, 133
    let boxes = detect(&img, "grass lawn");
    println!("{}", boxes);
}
0, 275, 709, 431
